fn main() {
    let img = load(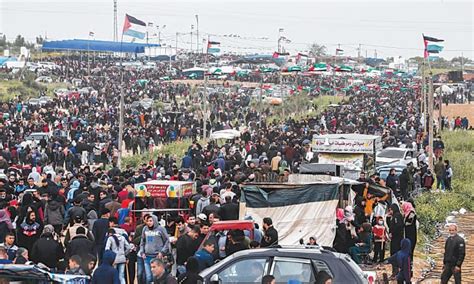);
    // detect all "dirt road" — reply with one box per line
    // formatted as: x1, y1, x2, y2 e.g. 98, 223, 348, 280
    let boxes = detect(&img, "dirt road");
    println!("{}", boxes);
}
419, 213, 474, 283
434, 103, 474, 125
